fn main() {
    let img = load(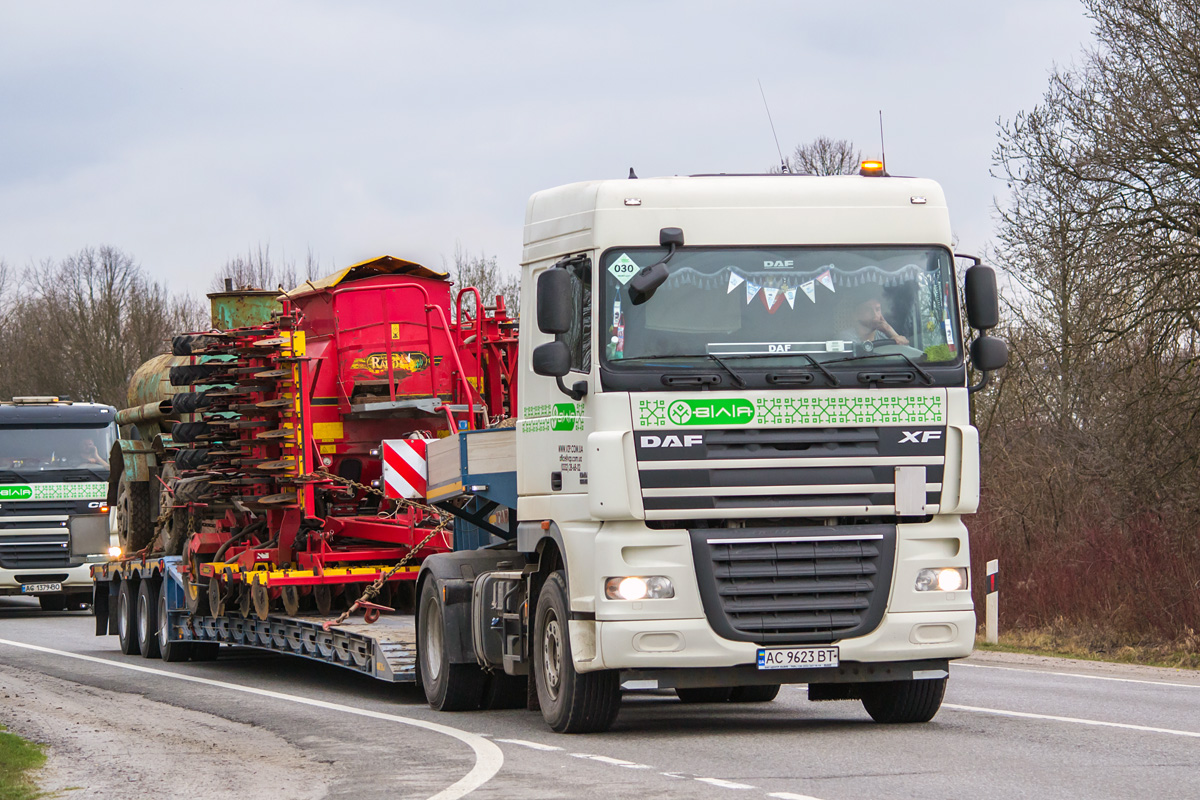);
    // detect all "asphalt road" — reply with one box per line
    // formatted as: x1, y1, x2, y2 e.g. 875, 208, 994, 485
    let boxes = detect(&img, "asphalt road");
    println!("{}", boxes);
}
2, 596, 1198, 800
